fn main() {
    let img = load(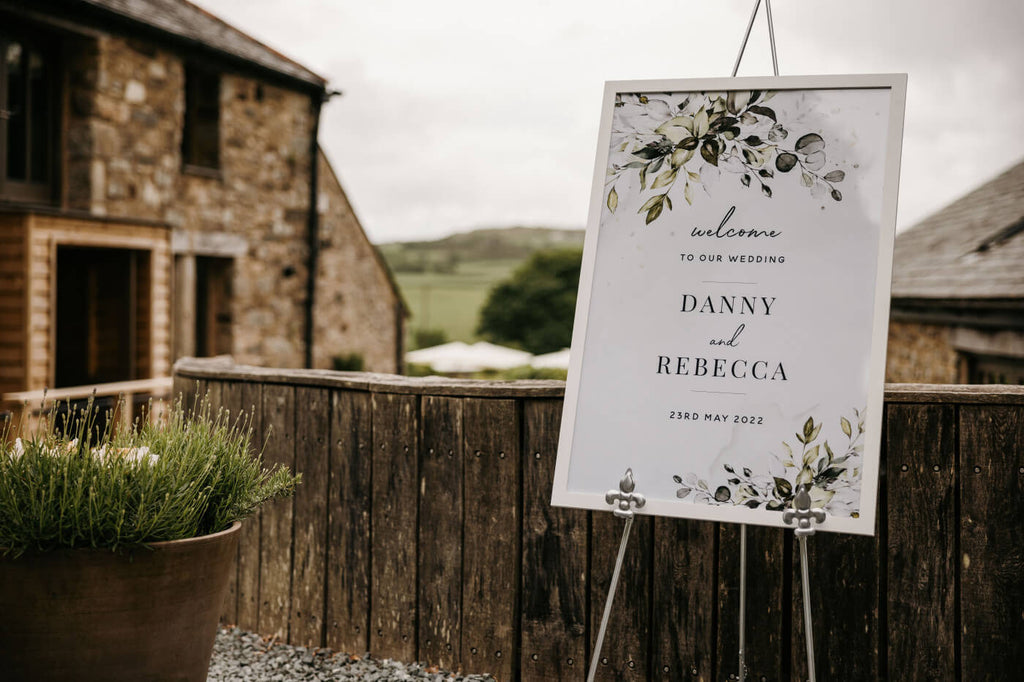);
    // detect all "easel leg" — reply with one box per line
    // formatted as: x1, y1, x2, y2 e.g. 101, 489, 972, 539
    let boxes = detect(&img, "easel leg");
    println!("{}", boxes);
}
798, 535, 816, 682
737, 524, 748, 682
587, 515, 635, 682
